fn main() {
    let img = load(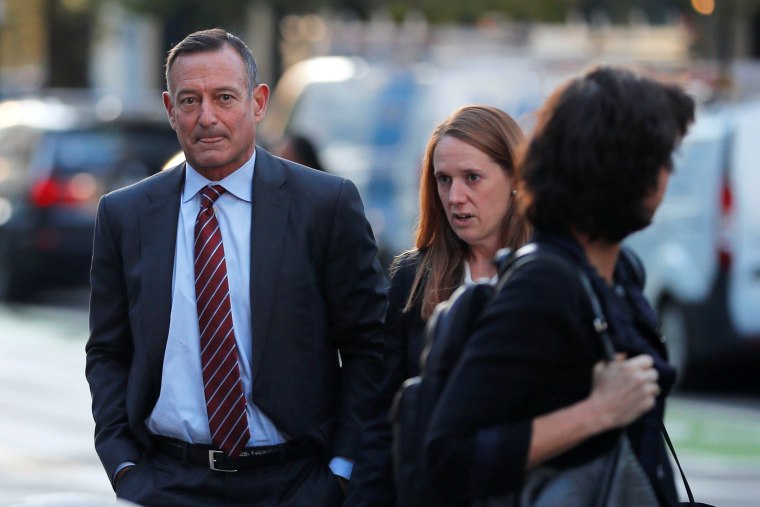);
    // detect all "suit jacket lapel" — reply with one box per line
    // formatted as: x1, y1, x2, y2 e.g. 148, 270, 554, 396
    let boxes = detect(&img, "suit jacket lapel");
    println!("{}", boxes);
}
139, 164, 184, 380
250, 150, 290, 379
